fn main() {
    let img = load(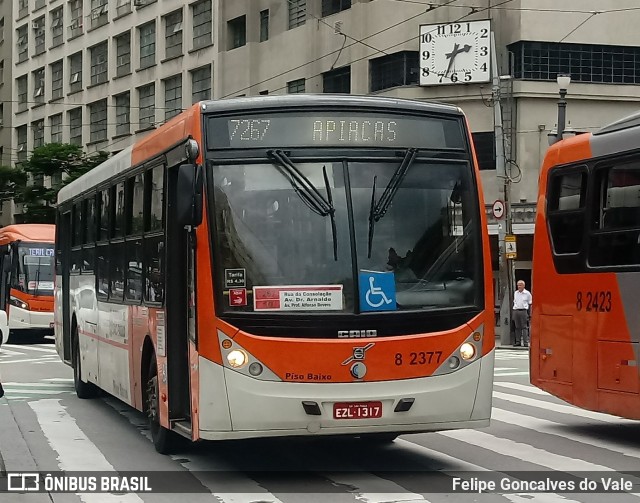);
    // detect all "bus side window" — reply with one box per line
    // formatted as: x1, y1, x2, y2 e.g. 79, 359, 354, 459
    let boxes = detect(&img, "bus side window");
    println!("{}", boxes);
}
547, 169, 587, 255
